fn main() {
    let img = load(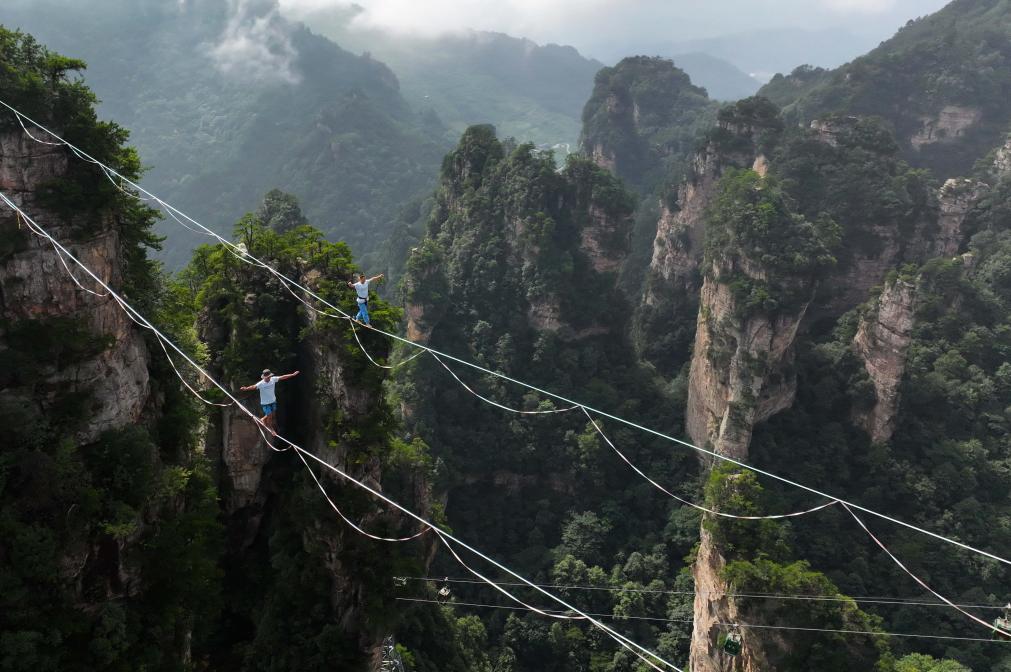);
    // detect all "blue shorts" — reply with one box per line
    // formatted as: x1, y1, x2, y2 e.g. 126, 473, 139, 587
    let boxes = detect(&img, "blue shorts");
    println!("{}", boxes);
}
261, 403, 277, 417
